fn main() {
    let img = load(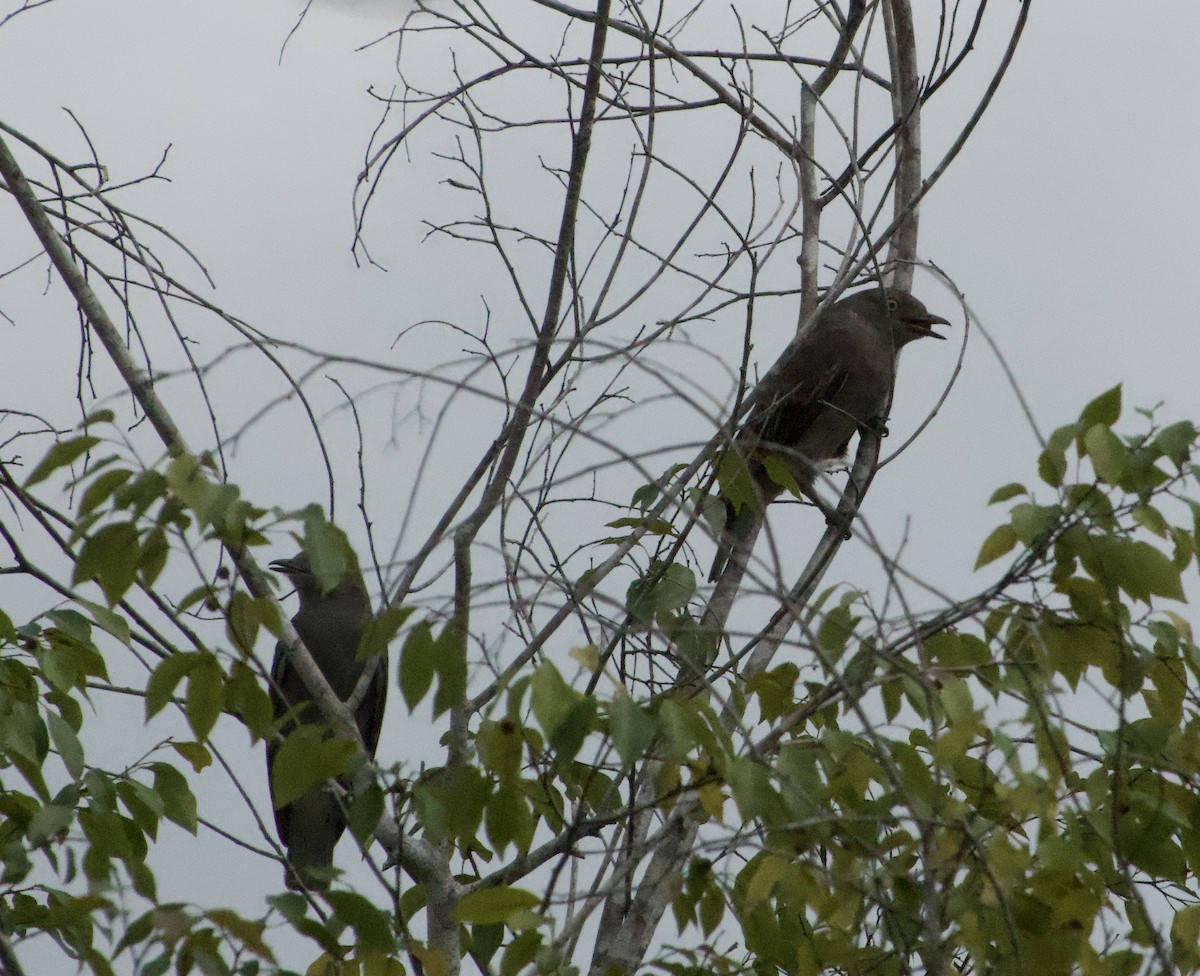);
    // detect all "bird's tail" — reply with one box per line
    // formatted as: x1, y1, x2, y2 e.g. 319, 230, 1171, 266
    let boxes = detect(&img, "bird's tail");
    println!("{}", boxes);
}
282, 788, 344, 891
708, 498, 760, 583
